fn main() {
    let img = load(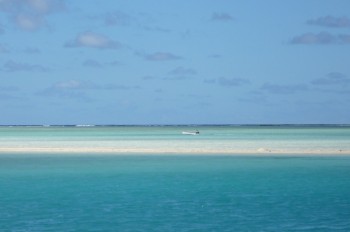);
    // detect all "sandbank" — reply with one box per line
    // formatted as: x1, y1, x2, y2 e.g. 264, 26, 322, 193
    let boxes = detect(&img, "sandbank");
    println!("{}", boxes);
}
0, 146, 350, 156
